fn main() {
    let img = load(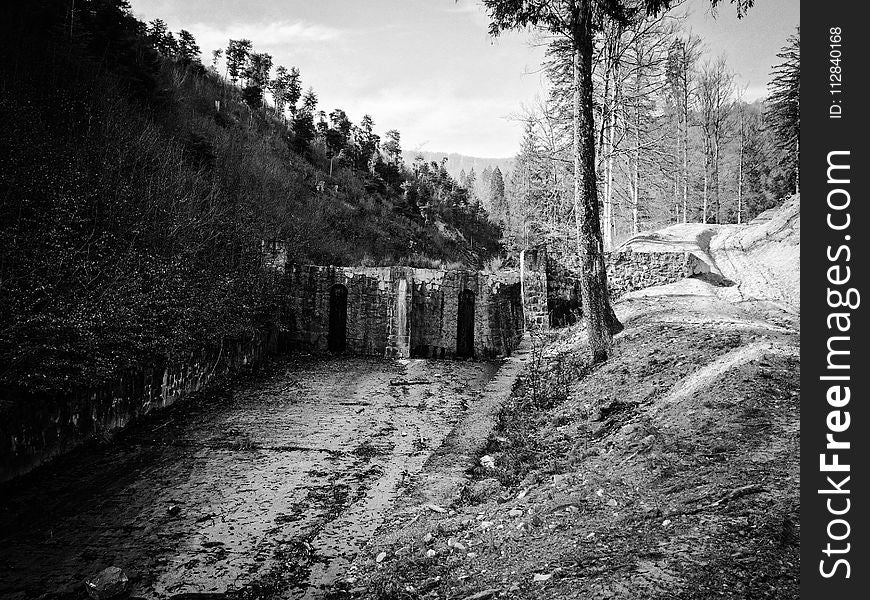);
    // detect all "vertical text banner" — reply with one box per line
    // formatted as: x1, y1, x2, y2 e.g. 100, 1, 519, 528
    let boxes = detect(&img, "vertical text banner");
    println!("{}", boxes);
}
801, 1, 867, 597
